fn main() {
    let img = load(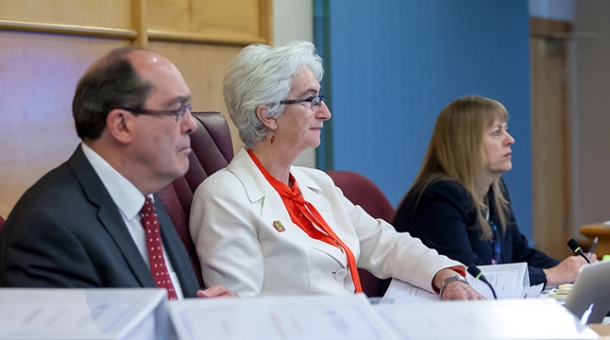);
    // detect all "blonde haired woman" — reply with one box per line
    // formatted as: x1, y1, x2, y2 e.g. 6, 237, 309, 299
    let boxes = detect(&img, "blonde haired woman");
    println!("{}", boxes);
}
393, 96, 594, 287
